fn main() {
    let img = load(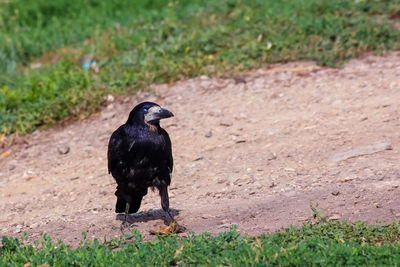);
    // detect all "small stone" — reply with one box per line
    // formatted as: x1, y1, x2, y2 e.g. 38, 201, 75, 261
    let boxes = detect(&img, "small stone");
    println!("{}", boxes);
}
15, 203, 24, 210
217, 178, 227, 184
217, 223, 231, 228
329, 214, 341, 220
283, 186, 291, 192
217, 223, 237, 229
57, 145, 70, 155
104, 94, 115, 103
376, 204, 382, 208
15, 225, 22, 233
205, 131, 212, 138
329, 142, 393, 162
331, 191, 340, 196
220, 122, 232, 127
298, 217, 309, 222
267, 152, 277, 161
29, 223, 39, 229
